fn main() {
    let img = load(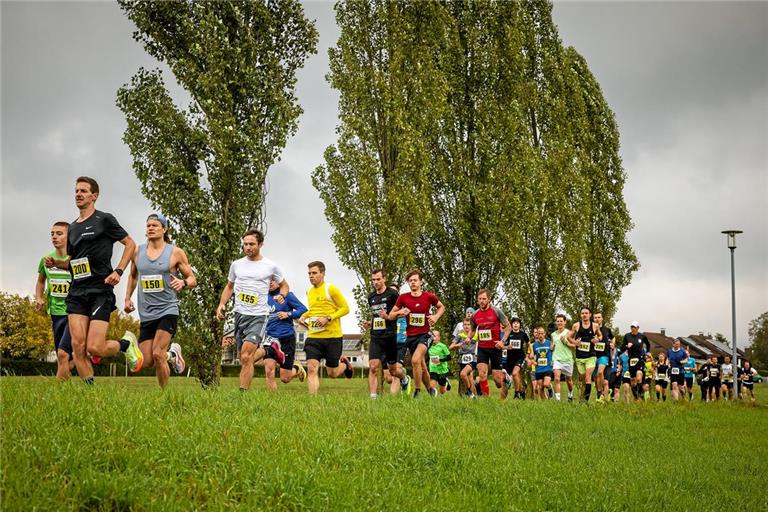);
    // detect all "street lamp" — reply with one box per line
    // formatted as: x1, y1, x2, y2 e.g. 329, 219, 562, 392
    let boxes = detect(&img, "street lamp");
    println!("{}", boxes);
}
721, 229, 742, 398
